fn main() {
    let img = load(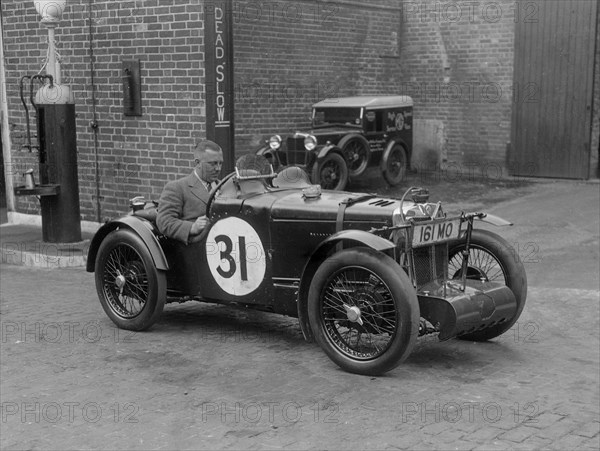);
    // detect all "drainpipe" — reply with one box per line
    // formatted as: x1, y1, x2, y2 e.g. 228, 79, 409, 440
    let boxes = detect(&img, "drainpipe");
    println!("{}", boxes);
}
88, 0, 101, 223
0, 12, 15, 213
